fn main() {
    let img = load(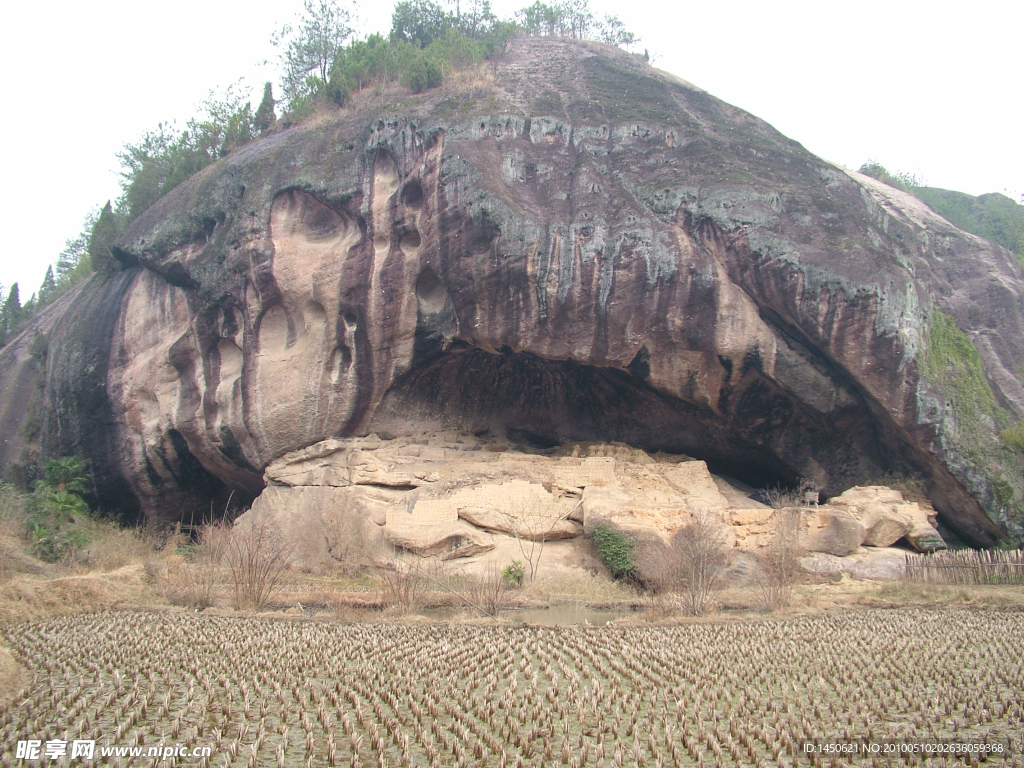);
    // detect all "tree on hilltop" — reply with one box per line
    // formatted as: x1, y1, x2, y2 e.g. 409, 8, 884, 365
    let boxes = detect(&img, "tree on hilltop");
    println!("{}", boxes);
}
1, 283, 21, 345
273, 0, 355, 104
597, 14, 636, 49
255, 83, 277, 133
37, 266, 57, 308
391, 0, 454, 47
